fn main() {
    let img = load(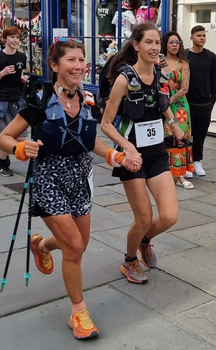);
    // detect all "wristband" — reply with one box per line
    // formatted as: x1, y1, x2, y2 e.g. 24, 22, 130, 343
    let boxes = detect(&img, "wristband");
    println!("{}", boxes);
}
106, 148, 125, 167
15, 141, 28, 161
